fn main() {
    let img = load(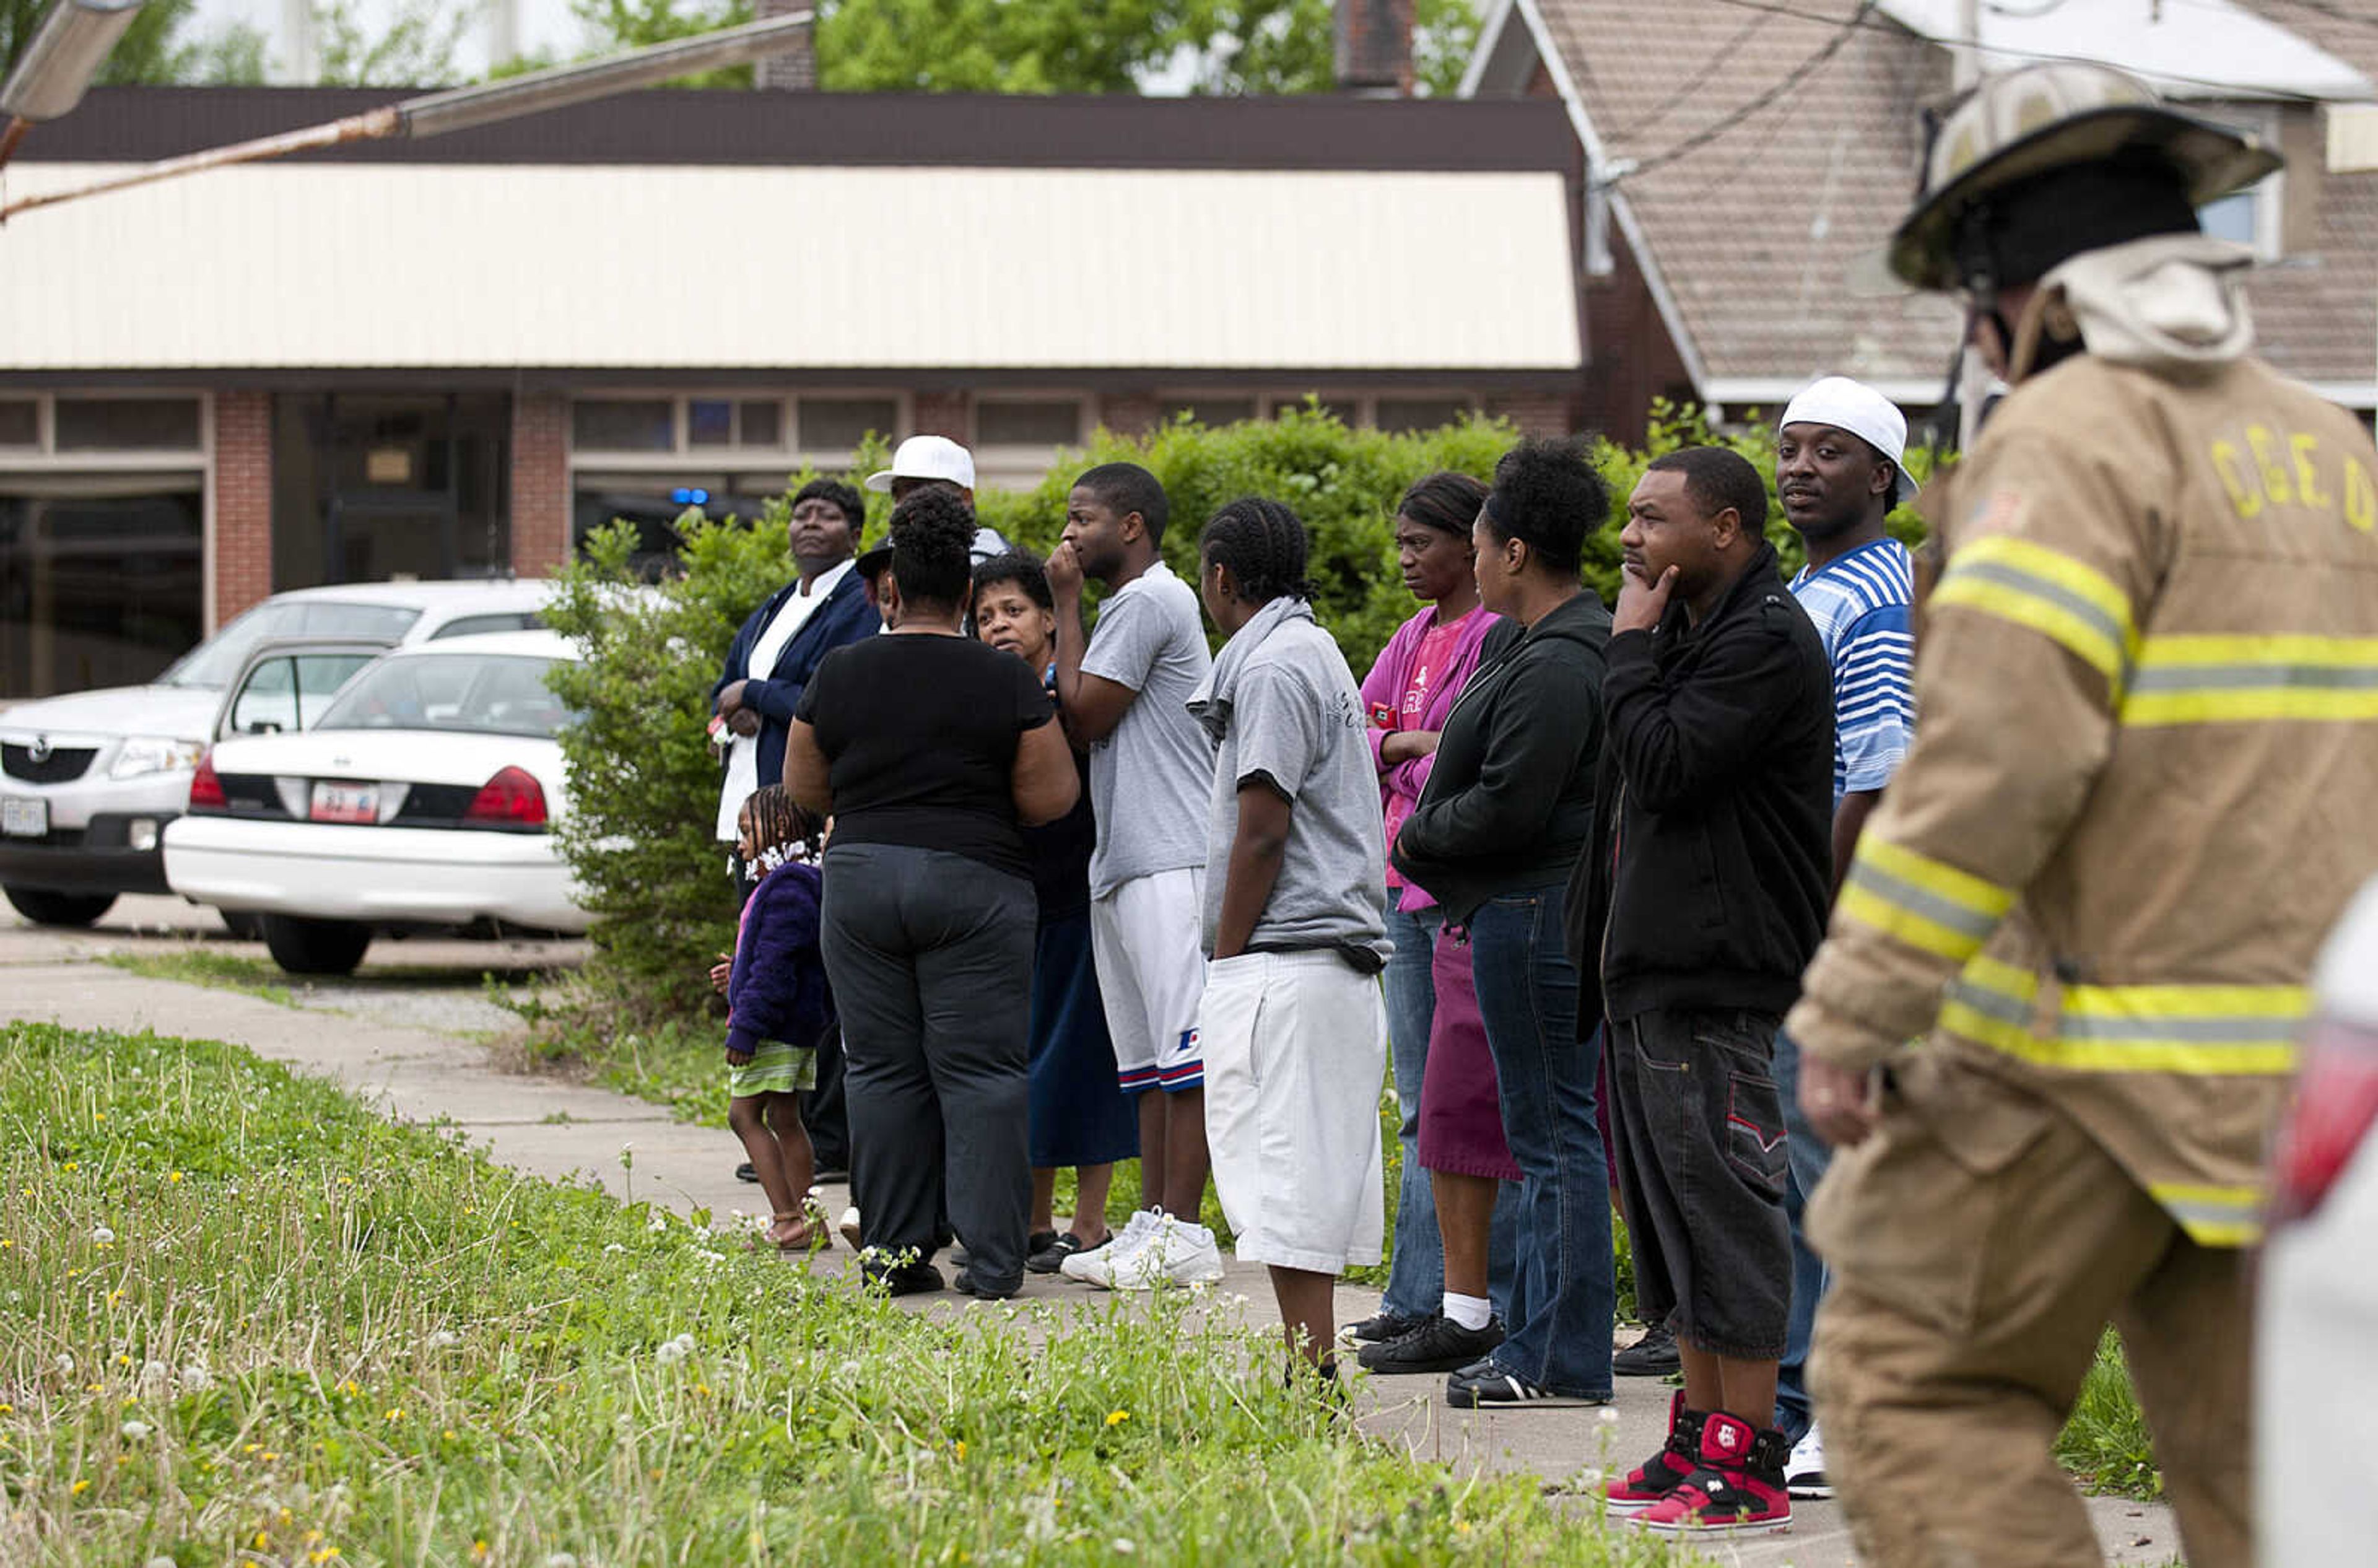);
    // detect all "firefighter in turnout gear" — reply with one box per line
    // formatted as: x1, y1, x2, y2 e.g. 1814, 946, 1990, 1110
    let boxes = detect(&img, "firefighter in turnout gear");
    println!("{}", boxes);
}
1787, 63, 2378, 1568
